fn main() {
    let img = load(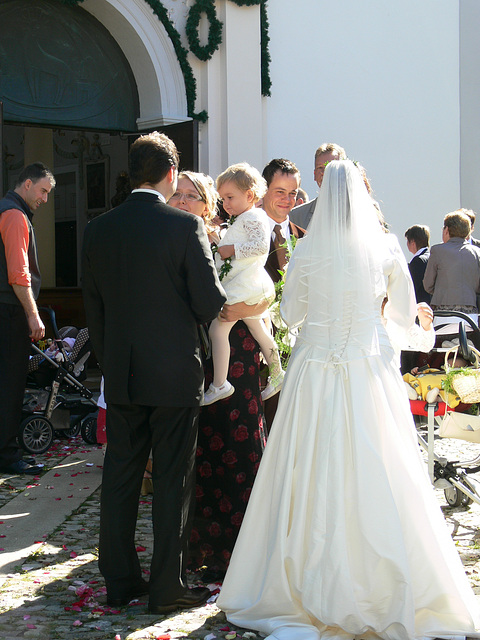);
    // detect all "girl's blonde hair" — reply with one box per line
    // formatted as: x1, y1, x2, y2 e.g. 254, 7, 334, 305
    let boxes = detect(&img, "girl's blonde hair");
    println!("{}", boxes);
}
216, 162, 267, 203
178, 171, 218, 233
